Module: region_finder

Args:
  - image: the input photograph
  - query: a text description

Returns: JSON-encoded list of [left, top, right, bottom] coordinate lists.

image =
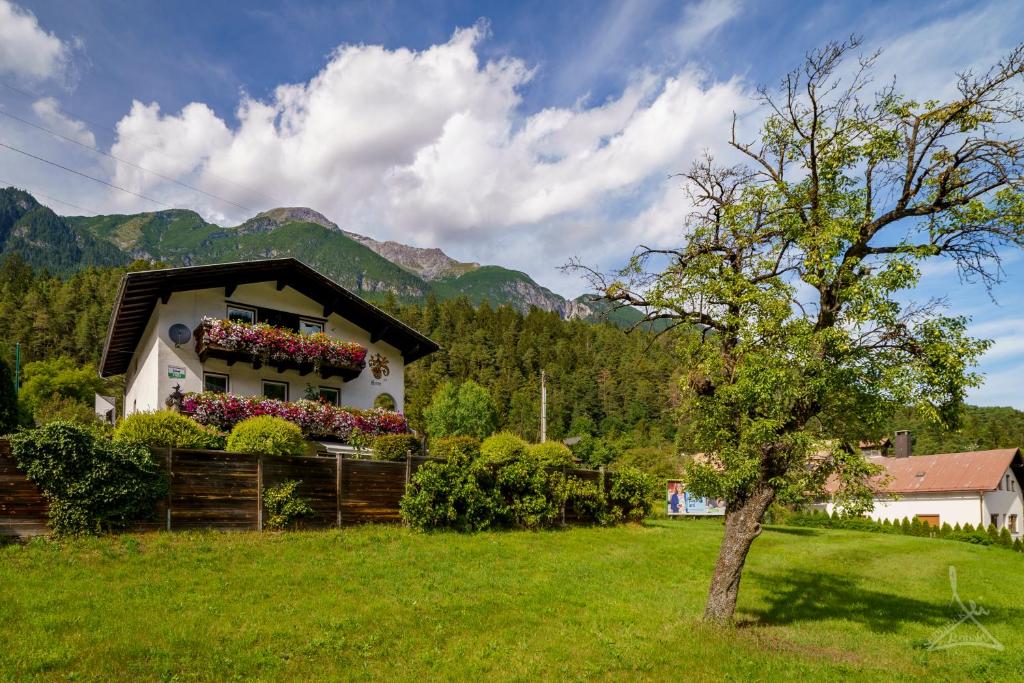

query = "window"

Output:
[[227, 305, 256, 324], [299, 319, 324, 335], [1007, 474, 1012, 491], [262, 380, 288, 402], [1010, 514, 1018, 533], [374, 393, 396, 411], [991, 513, 999, 528], [318, 386, 340, 406], [203, 372, 229, 394]]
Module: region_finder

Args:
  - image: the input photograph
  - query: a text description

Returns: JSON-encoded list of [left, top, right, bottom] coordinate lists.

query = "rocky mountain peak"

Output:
[[343, 230, 479, 281], [241, 207, 340, 234]]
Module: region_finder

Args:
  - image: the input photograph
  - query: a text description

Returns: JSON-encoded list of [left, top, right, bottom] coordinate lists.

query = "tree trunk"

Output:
[[702, 482, 776, 624]]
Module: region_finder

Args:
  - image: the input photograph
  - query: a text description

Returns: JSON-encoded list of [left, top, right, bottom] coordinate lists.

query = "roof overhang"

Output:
[[99, 258, 439, 377]]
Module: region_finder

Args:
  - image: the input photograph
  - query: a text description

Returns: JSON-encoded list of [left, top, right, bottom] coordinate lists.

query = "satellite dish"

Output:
[[169, 323, 192, 346]]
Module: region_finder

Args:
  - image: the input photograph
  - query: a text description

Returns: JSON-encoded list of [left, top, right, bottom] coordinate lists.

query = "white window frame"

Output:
[[203, 372, 230, 394], [262, 379, 289, 402], [318, 386, 340, 406], [226, 304, 257, 325], [299, 318, 325, 335]]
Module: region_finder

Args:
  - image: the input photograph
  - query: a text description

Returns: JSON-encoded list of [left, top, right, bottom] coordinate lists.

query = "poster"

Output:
[[167, 365, 186, 379], [666, 480, 725, 516]]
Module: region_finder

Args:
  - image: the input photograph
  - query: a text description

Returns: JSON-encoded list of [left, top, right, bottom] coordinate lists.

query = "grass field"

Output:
[[1, 520, 1022, 681]]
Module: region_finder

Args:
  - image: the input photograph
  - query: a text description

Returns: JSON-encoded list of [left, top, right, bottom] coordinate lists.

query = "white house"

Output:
[[821, 447, 1024, 538], [99, 258, 438, 416]]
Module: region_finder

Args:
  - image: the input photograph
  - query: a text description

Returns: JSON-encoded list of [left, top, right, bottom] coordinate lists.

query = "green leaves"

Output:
[[9, 420, 167, 535]]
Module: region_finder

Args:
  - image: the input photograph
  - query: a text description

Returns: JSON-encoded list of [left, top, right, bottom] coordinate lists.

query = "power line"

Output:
[[0, 177, 100, 214], [0, 106, 256, 213], [0, 80, 287, 206], [0, 140, 174, 208]]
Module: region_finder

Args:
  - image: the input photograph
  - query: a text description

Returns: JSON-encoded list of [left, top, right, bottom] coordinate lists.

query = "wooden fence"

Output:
[[0, 440, 610, 538]]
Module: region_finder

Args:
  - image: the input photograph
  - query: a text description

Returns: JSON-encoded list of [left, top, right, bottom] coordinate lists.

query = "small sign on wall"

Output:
[[167, 365, 186, 379]]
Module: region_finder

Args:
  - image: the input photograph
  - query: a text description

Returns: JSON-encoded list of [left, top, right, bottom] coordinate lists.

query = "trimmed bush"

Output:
[[227, 416, 310, 456], [479, 432, 531, 466], [400, 459, 497, 532], [607, 466, 658, 523], [114, 410, 226, 450], [9, 421, 167, 535], [529, 441, 575, 467], [428, 435, 480, 464], [372, 433, 422, 461], [998, 527, 1013, 547], [262, 480, 314, 530]]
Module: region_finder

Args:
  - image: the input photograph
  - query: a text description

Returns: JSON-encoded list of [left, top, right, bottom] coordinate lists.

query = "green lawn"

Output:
[[1, 520, 1021, 681]]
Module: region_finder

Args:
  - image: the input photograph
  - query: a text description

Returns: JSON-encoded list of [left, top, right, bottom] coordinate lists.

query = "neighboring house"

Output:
[[821, 447, 1024, 538], [99, 258, 438, 415]]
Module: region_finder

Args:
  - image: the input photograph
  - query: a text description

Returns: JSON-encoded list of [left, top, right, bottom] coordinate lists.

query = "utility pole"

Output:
[[540, 369, 547, 443], [13, 341, 20, 398]]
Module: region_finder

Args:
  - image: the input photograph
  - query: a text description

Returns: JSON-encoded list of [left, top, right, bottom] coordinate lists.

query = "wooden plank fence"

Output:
[[0, 439, 614, 538]]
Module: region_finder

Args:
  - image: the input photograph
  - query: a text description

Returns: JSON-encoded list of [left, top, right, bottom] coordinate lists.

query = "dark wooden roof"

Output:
[[99, 258, 439, 377]]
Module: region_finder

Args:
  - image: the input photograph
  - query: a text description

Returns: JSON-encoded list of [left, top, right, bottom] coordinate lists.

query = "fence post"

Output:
[[165, 446, 172, 532], [336, 452, 344, 528], [599, 465, 606, 497], [405, 450, 413, 487], [256, 455, 263, 531]]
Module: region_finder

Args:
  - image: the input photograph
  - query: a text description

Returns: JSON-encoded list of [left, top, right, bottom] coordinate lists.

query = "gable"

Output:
[[100, 258, 438, 377]]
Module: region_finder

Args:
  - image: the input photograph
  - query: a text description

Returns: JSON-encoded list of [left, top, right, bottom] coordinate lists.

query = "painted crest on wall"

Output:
[[368, 352, 390, 380]]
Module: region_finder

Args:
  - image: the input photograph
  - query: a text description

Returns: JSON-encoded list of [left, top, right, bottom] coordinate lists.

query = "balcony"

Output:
[[193, 317, 367, 382]]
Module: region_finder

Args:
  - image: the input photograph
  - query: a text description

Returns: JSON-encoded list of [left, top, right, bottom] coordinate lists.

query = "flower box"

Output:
[[181, 392, 408, 442], [194, 317, 367, 381]]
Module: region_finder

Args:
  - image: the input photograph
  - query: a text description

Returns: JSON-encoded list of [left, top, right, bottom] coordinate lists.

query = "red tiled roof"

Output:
[[870, 449, 1021, 494]]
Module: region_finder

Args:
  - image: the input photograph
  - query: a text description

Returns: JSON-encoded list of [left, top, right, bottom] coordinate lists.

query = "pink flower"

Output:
[[181, 391, 408, 442]]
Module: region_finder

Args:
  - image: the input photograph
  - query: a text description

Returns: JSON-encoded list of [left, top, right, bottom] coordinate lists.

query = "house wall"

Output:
[[124, 312, 162, 414], [983, 466, 1024, 535], [820, 479, 1023, 538], [125, 281, 405, 415]]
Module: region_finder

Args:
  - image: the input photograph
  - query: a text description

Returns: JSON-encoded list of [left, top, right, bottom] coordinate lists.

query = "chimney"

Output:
[[894, 430, 911, 458]]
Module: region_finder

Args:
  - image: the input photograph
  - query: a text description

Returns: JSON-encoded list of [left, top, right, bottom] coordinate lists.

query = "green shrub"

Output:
[[607, 466, 658, 523], [1014, 538, 1023, 553], [400, 460, 496, 532], [558, 476, 607, 524], [529, 441, 575, 467], [940, 522, 953, 538], [372, 433, 421, 461], [428, 435, 480, 464], [998, 527, 1013, 547], [9, 421, 167, 535], [32, 395, 108, 431], [115, 410, 226, 450], [227, 416, 310, 456], [987, 523, 1000, 543], [262, 480, 314, 531], [479, 432, 531, 466]]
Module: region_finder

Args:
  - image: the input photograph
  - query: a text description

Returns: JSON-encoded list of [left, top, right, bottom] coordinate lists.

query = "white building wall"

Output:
[[820, 471, 1023, 538], [983, 467, 1024, 535], [125, 281, 406, 415], [123, 313, 162, 414]]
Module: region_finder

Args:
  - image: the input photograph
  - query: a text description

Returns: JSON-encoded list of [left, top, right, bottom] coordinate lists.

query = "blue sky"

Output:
[[1, 0, 1023, 407]]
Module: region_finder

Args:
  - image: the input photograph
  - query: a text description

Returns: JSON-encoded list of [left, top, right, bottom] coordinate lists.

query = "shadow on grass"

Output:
[[743, 569, 957, 634], [762, 526, 820, 537]]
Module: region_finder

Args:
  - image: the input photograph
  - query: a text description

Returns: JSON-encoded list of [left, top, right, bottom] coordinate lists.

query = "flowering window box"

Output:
[[194, 317, 367, 381], [181, 392, 409, 442]]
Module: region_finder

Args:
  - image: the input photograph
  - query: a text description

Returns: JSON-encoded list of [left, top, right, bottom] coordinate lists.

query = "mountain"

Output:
[[2, 187, 640, 323], [0, 188, 128, 275]]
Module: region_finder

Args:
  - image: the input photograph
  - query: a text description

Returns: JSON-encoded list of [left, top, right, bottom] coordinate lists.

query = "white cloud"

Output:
[[31, 97, 95, 146], [0, 0, 71, 83], [108, 24, 749, 256], [674, 0, 741, 51]]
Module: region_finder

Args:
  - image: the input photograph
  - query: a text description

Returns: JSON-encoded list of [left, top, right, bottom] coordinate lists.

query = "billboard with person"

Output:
[[666, 480, 726, 516]]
